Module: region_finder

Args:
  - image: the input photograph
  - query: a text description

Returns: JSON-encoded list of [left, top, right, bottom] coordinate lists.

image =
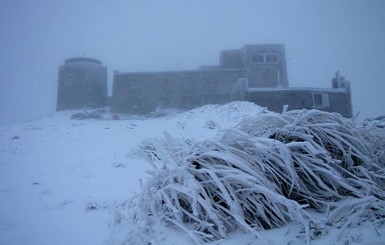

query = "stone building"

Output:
[[58, 44, 352, 117], [112, 44, 290, 114], [56, 57, 108, 111]]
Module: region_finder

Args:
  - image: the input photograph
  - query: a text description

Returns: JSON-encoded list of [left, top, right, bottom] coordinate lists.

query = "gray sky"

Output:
[[1, 0, 384, 124]]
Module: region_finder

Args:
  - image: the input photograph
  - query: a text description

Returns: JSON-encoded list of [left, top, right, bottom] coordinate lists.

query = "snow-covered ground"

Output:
[[0, 102, 384, 245]]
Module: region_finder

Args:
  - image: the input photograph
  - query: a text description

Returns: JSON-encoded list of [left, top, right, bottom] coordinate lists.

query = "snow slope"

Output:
[[0, 102, 384, 245]]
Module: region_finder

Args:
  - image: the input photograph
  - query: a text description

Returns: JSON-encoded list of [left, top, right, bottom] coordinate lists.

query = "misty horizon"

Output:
[[1, 1, 384, 124]]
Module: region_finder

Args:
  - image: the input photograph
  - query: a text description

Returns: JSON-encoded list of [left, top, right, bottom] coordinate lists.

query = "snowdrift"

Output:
[[127, 106, 385, 244]]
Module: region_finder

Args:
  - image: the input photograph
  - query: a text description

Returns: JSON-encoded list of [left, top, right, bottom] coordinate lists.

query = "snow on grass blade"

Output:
[[127, 107, 385, 244]]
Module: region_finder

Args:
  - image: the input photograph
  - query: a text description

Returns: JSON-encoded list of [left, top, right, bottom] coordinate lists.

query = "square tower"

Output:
[[242, 44, 288, 88]]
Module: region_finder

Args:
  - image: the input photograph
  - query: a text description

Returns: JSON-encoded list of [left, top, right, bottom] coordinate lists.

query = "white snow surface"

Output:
[[0, 102, 384, 245]]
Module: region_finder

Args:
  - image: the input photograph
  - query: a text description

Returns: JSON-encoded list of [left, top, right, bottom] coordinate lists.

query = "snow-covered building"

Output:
[[111, 44, 352, 117], [56, 57, 108, 111]]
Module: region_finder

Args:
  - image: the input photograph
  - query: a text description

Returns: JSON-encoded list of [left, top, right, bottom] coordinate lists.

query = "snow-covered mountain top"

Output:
[[0, 102, 384, 245]]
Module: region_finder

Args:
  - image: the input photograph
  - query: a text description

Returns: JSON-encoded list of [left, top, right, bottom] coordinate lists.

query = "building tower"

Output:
[[219, 44, 288, 88], [242, 44, 288, 88], [56, 57, 107, 111]]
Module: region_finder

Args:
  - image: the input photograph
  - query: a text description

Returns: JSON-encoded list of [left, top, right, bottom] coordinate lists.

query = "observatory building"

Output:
[[56, 57, 107, 111], [57, 44, 353, 118]]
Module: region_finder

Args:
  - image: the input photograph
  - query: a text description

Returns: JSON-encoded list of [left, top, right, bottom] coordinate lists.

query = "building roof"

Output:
[[114, 67, 247, 77], [247, 87, 348, 93], [65, 57, 102, 65]]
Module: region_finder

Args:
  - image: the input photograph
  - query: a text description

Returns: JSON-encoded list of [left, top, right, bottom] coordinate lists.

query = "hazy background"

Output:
[[1, 0, 384, 125]]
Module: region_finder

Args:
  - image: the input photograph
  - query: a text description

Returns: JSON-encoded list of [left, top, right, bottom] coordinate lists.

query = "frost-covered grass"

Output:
[[127, 107, 385, 244]]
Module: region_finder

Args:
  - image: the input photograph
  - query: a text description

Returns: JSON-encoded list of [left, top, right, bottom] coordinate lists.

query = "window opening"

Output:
[[266, 54, 278, 63], [313, 93, 329, 108], [252, 55, 264, 63]]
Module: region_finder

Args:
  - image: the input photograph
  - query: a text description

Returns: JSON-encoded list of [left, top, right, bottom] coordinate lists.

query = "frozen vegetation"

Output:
[[0, 102, 384, 245]]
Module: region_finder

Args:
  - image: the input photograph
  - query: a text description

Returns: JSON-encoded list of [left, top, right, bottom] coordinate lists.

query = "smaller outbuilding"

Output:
[[232, 72, 353, 118]]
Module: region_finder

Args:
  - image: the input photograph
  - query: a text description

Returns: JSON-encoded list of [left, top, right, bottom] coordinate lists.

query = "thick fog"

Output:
[[0, 0, 384, 124]]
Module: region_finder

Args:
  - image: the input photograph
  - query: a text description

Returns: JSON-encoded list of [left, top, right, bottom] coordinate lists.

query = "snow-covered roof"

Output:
[[65, 57, 102, 65], [247, 86, 348, 93]]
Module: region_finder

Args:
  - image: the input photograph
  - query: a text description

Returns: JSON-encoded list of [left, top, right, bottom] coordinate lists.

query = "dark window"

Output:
[[63, 74, 75, 86], [252, 55, 264, 63], [266, 54, 278, 63], [313, 94, 322, 107], [313, 93, 329, 108]]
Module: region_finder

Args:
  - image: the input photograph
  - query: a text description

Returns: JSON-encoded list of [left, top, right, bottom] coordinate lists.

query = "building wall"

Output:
[[245, 89, 352, 118], [112, 69, 245, 113], [220, 49, 244, 68], [112, 44, 288, 114], [57, 57, 107, 111]]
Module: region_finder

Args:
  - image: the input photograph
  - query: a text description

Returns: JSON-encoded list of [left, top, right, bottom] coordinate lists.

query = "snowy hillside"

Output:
[[0, 102, 384, 245]]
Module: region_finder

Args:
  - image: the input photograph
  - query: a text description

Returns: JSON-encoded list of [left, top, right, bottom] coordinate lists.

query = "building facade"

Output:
[[57, 57, 108, 111], [58, 44, 353, 117], [112, 44, 290, 114]]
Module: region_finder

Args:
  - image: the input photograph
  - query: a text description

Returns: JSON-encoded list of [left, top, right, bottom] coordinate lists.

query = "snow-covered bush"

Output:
[[128, 109, 385, 244]]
